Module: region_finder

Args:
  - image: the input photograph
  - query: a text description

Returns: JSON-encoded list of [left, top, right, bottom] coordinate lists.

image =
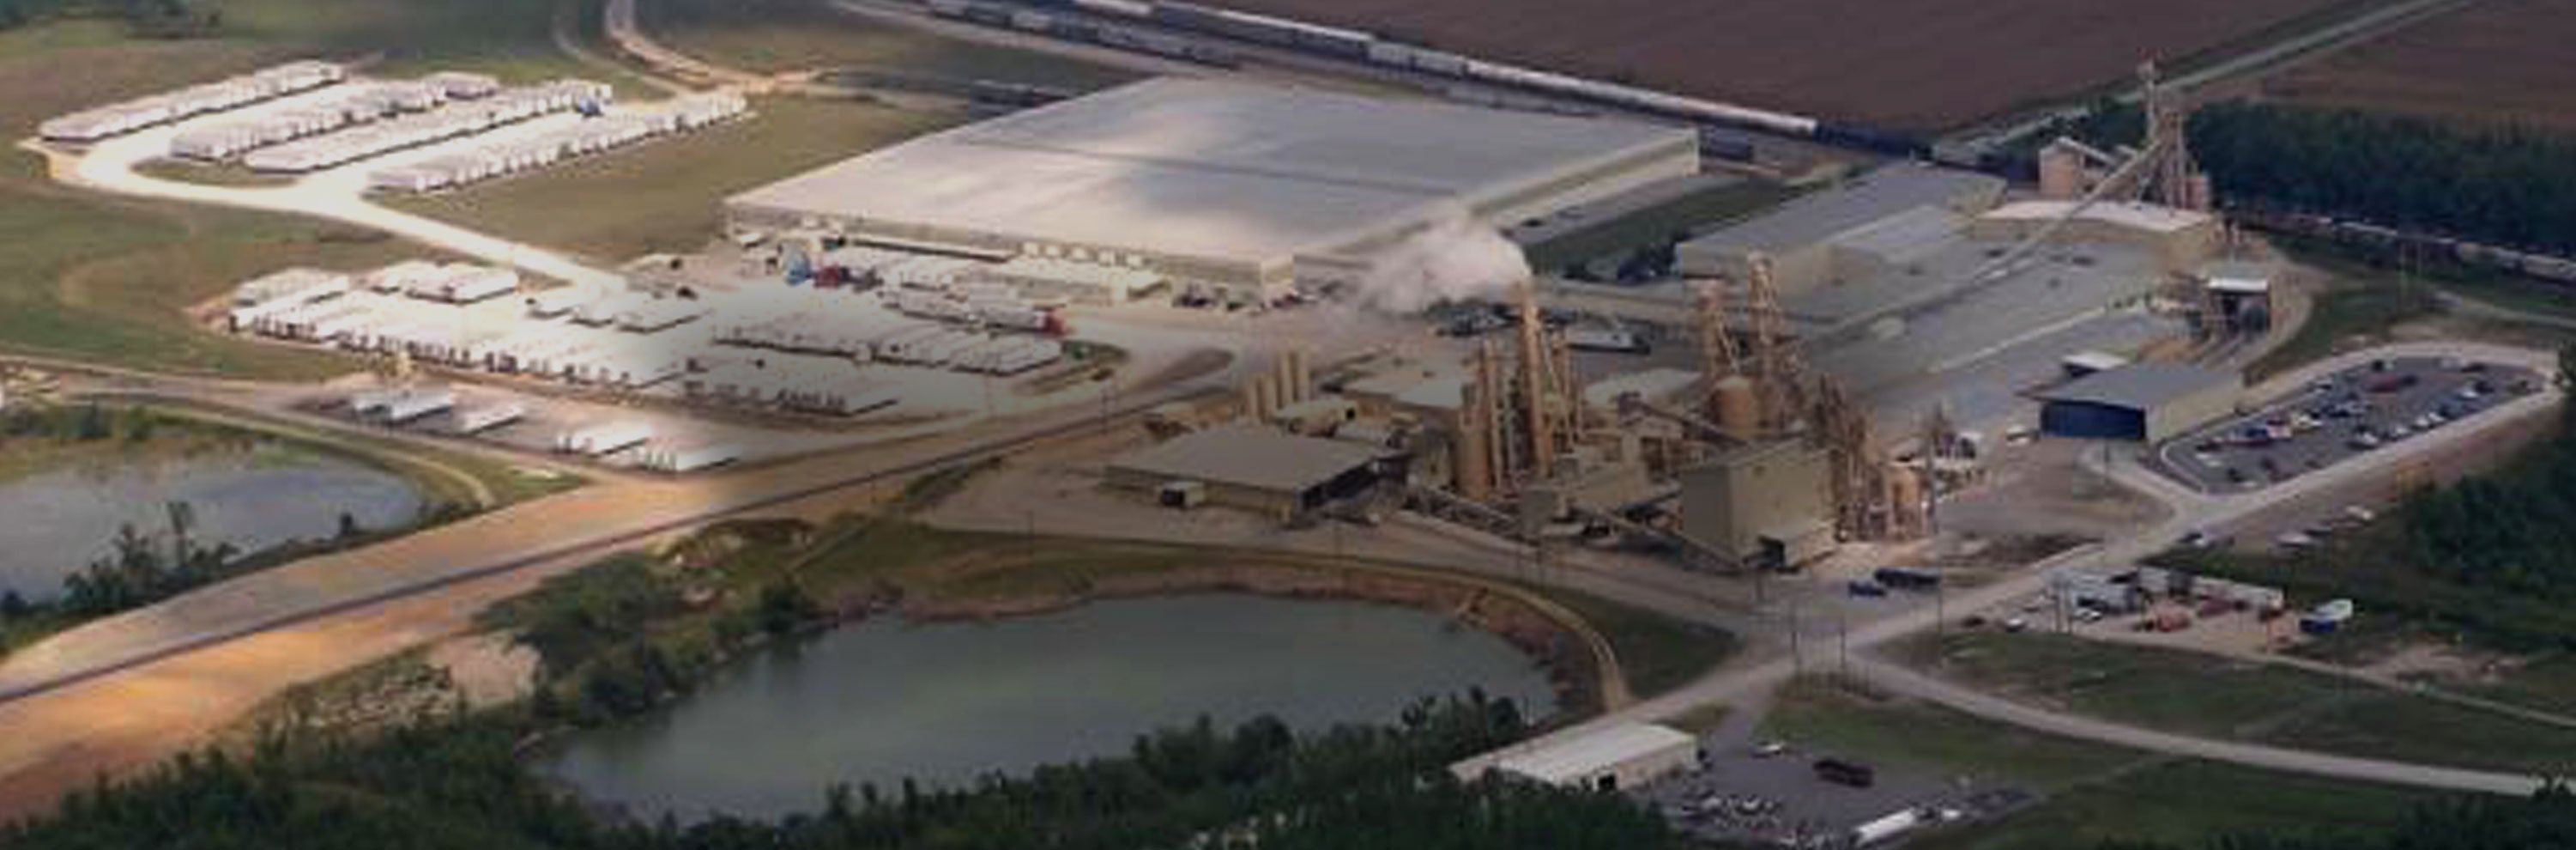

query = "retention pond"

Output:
[[0, 440, 426, 601], [547, 593, 1559, 820]]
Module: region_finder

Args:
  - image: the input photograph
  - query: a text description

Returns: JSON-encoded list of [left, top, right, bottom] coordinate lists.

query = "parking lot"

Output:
[[2157, 356, 2543, 494], [1635, 734, 2034, 847]]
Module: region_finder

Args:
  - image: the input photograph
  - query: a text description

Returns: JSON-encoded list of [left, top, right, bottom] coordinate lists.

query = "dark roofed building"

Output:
[[2035, 362, 2242, 442], [1105, 425, 1384, 519]]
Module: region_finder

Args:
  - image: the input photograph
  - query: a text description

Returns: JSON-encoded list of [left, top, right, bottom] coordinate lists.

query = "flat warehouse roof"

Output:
[[728, 77, 1693, 266], [1484, 722, 1695, 784], [1679, 163, 2004, 261], [1111, 425, 1382, 493], [2034, 362, 2240, 411]]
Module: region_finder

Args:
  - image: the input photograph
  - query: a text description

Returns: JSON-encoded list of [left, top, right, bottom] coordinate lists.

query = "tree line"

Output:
[[2101, 786, 2576, 850], [0, 693, 1686, 849], [0, 0, 221, 36], [2011, 100, 2576, 258]]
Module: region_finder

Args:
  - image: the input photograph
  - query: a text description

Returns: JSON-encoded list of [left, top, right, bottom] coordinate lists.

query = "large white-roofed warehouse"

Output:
[[2034, 362, 2243, 443], [725, 76, 1699, 306]]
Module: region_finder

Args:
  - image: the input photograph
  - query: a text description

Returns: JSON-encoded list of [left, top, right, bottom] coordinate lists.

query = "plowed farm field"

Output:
[[2262, 0, 2576, 133], [1218, 0, 2360, 132]]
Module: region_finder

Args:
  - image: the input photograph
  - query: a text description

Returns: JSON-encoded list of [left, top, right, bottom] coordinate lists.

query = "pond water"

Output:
[[546, 593, 1560, 821], [0, 441, 426, 600]]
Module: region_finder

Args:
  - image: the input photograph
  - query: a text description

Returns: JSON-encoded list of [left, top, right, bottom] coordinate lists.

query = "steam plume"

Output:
[[1347, 207, 1530, 314]]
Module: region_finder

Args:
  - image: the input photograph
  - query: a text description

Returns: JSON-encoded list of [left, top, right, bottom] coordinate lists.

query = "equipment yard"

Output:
[[1182, 0, 2359, 131]]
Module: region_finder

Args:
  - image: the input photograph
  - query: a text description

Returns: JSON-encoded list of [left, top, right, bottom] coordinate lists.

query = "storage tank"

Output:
[[1711, 375, 1761, 439], [2037, 144, 2085, 200], [1285, 349, 1312, 404], [1254, 373, 1281, 423]]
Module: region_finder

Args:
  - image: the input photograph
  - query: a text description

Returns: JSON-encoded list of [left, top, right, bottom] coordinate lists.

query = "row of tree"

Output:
[[2102, 786, 2576, 850], [2011, 100, 2576, 258], [0, 0, 221, 36], [0, 693, 1684, 849]]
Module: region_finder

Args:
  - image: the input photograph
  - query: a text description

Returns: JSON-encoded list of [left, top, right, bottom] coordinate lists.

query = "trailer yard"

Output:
[[221, 260, 1082, 424]]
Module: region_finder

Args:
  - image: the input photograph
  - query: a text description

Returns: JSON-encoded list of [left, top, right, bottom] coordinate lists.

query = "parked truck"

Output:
[[1814, 758, 1876, 788]]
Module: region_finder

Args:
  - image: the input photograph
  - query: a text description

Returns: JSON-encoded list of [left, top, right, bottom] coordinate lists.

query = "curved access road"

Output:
[[1853, 657, 2549, 795], [601, 0, 771, 90], [39, 135, 627, 290]]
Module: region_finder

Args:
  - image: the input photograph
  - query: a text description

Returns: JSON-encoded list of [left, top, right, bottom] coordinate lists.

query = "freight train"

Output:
[[917, 0, 1928, 156], [2235, 209, 2576, 287]]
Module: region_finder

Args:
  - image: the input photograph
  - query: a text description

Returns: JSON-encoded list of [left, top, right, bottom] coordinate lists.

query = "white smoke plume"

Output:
[[1346, 208, 1531, 314]]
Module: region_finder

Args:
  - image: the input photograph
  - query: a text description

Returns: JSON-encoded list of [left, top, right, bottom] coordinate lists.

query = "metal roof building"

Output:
[[1104, 424, 1385, 519], [1461, 721, 1698, 791], [2034, 362, 2243, 443], [1674, 162, 2006, 290], [726, 77, 1697, 304]]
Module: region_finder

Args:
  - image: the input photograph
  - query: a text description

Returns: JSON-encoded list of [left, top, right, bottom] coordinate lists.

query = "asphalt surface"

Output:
[[2160, 355, 2544, 494]]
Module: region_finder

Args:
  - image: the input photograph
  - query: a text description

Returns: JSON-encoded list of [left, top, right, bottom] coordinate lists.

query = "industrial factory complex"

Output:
[[13, 6, 2573, 847]]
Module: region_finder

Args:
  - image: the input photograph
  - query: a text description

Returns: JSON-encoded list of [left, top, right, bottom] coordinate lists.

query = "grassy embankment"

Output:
[[1896, 631, 2576, 777], [1763, 677, 2440, 850], [0, 0, 662, 379]]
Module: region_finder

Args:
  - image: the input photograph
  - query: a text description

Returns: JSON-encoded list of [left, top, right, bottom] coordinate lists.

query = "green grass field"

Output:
[[2470, 654, 2576, 719], [637, 0, 1141, 88], [1766, 677, 2442, 850], [1903, 631, 2576, 775], [1763, 677, 2137, 789], [1900, 631, 2357, 738], [384, 95, 960, 261], [1914, 760, 2432, 850]]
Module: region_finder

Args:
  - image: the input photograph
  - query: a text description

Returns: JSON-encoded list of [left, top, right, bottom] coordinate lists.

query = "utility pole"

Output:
[[1788, 604, 1803, 676], [1837, 615, 1850, 683]]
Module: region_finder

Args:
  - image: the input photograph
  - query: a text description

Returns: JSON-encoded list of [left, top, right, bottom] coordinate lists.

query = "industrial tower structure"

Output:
[[1452, 280, 1583, 502], [1686, 252, 1917, 547]]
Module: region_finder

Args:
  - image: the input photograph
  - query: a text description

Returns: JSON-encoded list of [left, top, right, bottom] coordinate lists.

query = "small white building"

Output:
[[1459, 722, 1696, 792]]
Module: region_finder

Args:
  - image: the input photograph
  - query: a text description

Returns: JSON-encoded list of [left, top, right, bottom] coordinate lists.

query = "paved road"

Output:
[[47, 131, 629, 290]]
